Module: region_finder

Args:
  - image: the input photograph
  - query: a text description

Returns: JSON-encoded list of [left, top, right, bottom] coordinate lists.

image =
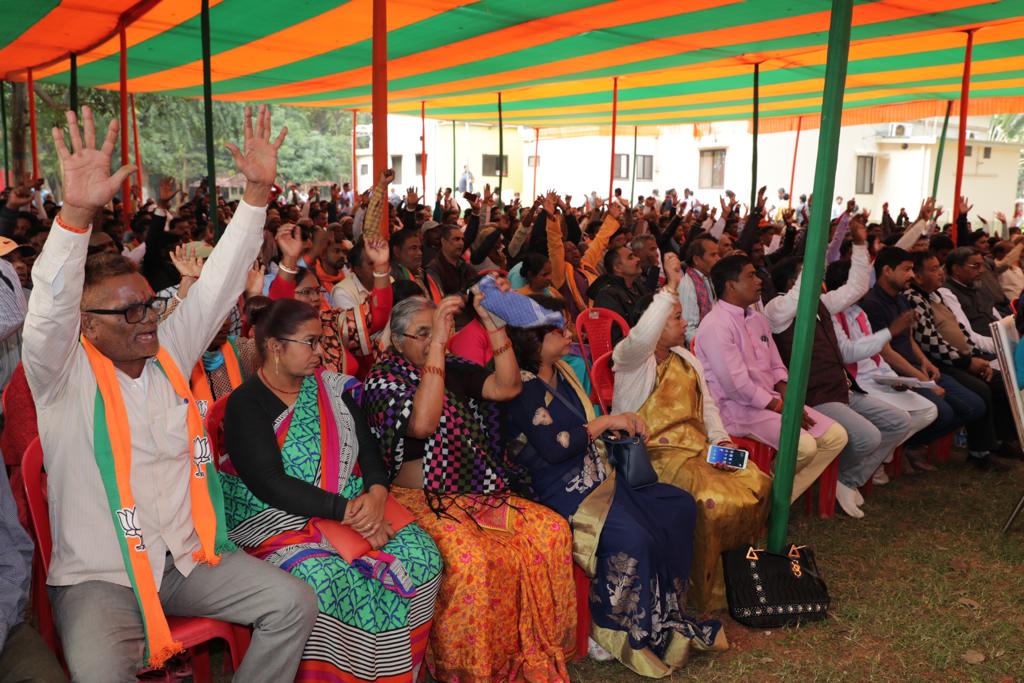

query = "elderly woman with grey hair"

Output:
[[363, 294, 578, 682]]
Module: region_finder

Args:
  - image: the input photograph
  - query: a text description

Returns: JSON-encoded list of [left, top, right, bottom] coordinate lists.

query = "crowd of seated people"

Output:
[[2, 102, 1023, 683]]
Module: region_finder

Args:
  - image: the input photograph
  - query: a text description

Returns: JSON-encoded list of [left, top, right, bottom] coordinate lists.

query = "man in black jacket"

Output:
[[588, 245, 651, 333]]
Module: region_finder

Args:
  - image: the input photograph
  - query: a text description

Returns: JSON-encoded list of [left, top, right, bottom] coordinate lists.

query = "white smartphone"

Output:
[[707, 444, 749, 470]]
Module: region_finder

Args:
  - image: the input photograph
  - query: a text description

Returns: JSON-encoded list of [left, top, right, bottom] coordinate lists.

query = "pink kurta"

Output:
[[694, 300, 834, 445]]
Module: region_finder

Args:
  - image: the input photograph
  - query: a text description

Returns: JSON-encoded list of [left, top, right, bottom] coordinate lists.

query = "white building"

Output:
[[357, 114, 1022, 228]]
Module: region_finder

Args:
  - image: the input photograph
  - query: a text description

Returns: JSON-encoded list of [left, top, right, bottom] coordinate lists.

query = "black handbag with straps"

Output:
[[722, 544, 830, 628], [599, 432, 659, 489]]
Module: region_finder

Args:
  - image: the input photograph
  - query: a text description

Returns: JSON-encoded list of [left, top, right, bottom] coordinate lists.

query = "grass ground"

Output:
[[202, 449, 1024, 682], [570, 450, 1024, 682]]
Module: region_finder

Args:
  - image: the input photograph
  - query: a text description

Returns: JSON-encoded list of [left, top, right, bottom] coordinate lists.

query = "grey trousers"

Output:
[[0, 622, 67, 683], [815, 392, 912, 489], [49, 550, 317, 683]]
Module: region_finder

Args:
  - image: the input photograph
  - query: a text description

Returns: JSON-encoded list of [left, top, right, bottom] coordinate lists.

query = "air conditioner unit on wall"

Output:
[[887, 123, 913, 137]]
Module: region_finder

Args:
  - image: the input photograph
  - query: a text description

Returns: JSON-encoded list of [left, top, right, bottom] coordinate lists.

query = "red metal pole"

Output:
[[351, 109, 358, 195], [788, 115, 802, 208], [119, 26, 132, 226], [372, 0, 388, 236], [532, 127, 540, 199], [608, 76, 618, 200], [130, 93, 143, 199], [421, 101, 427, 197], [27, 68, 39, 179], [952, 29, 975, 237]]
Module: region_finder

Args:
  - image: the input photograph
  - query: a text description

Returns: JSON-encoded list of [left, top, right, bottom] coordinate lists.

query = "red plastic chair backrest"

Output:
[[21, 438, 52, 573], [575, 307, 629, 370], [476, 268, 509, 279], [590, 350, 615, 414]]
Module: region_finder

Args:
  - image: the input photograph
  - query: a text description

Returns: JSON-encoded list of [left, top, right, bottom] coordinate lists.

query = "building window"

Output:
[[698, 149, 726, 189], [614, 154, 630, 180], [855, 155, 875, 195], [636, 154, 654, 181], [359, 163, 368, 175], [528, 155, 539, 168], [390, 155, 403, 183], [482, 154, 509, 177], [983, 146, 992, 159], [964, 145, 972, 157], [415, 153, 425, 177]]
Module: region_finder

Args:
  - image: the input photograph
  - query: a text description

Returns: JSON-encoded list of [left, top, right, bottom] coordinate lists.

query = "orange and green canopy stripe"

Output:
[[2, 0, 1023, 129]]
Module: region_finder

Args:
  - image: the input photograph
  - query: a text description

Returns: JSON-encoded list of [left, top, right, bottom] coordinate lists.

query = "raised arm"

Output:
[[160, 105, 285, 370], [362, 170, 394, 243], [580, 203, 622, 275], [614, 254, 683, 372], [23, 107, 135, 402]]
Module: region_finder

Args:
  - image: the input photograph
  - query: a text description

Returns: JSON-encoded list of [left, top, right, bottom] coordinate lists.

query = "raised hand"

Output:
[[432, 296, 464, 342], [4, 179, 34, 210], [275, 223, 304, 261], [364, 238, 390, 269], [543, 190, 558, 216], [917, 197, 935, 223], [245, 260, 266, 299], [958, 196, 973, 216], [663, 252, 682, 291], [406, 187, 420, 207], [379, 168, 395, 186], [224, 105, 287, 197], [757, 186, 768, 212], [170, 244, 205, 279], [607, 200, 623, 221], [52, 106, 136, 226]]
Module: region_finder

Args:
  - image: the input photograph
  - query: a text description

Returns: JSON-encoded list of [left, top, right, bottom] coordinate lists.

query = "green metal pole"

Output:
[[766, 0, 853, 554], [931, 100, 952, 202], [69, 53, 78, 114], [497, 92, 504, 203], [201, 0, 219, 239], [750, 62, 759, 210], [1, 81, 8, 188], [630, 125, 638, 206]]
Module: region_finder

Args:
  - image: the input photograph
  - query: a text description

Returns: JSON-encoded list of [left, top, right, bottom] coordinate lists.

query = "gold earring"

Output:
[[275, 354, 280, 374]]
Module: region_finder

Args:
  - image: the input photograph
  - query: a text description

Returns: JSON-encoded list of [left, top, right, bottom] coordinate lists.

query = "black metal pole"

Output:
[[201, 0, 219, 238], [69, 53, 78, 114]]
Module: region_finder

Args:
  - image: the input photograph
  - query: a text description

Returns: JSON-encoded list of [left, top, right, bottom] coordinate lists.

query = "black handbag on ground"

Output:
[[600, 432, 658, 489], [722, 544, 830, 628]]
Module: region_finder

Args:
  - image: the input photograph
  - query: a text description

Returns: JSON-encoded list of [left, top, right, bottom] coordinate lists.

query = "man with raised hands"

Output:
[[24, 105, 316, 683]]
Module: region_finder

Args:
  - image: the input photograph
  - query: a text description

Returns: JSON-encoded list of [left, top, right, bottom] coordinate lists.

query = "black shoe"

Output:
[[996, 442, 1024, 461], [970, 453, 1011, 472]]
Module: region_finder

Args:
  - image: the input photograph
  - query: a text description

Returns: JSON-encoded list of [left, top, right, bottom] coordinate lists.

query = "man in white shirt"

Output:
[[25, 106, 316, 683]]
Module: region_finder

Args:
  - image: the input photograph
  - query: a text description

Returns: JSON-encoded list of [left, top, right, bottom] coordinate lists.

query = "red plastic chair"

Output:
[[576, 308, 629, 407], [927, 432, 954, 464], [730, 436, 776, 476], [476, 268, 508, 279], [884, 445, 905, 480], [589, 350, 615, 415], [572, 564, 592, 660], [803, 459, 839, 519], [21, 438, 250, 679]]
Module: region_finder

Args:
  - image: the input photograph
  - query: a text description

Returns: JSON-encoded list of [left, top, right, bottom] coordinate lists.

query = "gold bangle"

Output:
[[422, 365, 445, 377]]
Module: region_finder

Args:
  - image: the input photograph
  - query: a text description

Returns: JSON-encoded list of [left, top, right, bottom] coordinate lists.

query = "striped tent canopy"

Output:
[[2, 0, 1024, 129]]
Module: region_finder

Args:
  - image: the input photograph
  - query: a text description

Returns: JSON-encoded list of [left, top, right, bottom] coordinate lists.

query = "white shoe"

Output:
[[872, 467, 890, 485], [588, 637, 614, 662], [853, 486, 864, 506], [835, 482, 865, 518]]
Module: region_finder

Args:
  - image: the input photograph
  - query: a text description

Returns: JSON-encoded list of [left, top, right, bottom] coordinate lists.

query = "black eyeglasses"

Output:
[[278, 335, 324, 351], [84, 296, 169, 324]]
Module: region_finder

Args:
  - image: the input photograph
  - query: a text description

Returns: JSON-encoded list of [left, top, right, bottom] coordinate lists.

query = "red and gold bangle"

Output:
[[55, 213, 90, 234], [422, 365, 445, 377], [492, 339, 512, 356]]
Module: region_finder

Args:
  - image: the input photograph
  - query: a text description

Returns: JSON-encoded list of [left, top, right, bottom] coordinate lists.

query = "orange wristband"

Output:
[[55, 213, 90, 234]]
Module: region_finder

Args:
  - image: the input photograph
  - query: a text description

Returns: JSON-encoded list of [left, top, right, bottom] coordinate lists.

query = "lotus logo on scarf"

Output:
[[116, 507, 146, 551], [193, 436, 213, 478], [196, 399, 209, 419]]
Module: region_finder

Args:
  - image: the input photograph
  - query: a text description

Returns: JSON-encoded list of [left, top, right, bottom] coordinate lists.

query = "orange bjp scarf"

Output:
[[82, 338, 234, 667]]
